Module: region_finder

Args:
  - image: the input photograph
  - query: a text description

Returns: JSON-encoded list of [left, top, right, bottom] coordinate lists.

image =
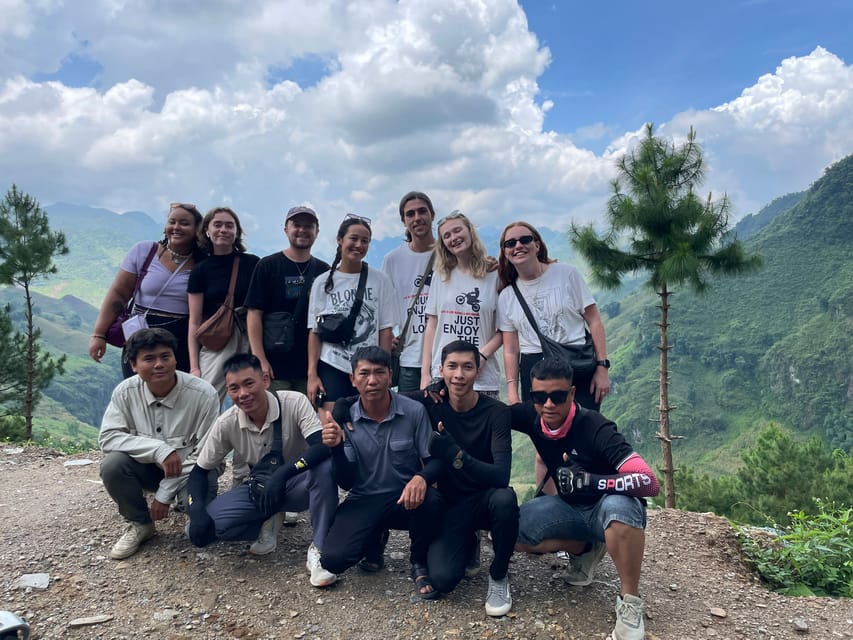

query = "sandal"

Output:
[[410, 562, 440, 600]]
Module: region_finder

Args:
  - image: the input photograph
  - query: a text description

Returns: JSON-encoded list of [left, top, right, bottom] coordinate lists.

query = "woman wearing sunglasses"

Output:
[[420, 211, 503, 396], [497, 221, 610, 409], [89, 202, 207, 376], [307, 215, 399, 411]]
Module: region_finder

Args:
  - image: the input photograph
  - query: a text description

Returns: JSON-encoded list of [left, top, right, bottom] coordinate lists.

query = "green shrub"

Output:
[[738, 500, 853, 598]]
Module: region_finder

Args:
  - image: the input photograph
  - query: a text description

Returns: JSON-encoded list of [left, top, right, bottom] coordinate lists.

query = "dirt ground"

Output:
[[1, 447, 851, 639]]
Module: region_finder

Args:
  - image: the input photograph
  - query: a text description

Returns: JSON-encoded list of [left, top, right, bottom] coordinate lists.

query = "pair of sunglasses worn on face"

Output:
[[503, 234, 535, 249], [530, 389, 571, 405]]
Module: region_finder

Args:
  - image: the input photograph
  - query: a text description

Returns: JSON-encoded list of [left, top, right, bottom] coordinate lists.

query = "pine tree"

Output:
[[571, 124, 762, 507], [0, 185, 69, 440]]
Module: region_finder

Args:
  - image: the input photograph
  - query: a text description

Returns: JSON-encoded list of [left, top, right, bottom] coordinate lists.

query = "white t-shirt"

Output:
[[425, 269, 501, 390], [381, 245, 434, 367], [308, 265, 400, 373], [497, 262, 595, 353]]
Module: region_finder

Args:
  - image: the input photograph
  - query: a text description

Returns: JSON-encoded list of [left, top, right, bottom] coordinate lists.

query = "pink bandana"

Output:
[[540, 402, 576, 440]]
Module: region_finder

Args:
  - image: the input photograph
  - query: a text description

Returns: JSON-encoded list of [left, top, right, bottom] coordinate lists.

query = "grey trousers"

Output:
[[100, 451, 216, 524]]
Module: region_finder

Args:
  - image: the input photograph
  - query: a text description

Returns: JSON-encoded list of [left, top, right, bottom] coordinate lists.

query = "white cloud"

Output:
[[0, 3, 850, 257]]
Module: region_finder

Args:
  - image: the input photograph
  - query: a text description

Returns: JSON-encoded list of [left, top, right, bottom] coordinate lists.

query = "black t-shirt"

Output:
[[410, 392, 512, 502], [187, 252, 261, 318], [511, 402, 635, 505], [243, 252, 330, 379]]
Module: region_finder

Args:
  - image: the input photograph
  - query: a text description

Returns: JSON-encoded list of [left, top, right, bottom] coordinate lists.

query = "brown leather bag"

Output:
[[195, 256, 240, 352]]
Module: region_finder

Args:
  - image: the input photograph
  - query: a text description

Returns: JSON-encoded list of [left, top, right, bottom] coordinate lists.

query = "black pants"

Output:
[[520, 352, 600, 411], [428, 487, 519, 593], [320, 488, 444, 574]]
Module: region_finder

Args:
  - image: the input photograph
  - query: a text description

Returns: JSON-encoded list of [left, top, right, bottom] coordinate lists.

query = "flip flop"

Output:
[[410, 562, 440, 600]]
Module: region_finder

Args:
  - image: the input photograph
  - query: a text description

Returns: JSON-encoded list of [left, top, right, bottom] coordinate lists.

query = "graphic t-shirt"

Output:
[[381, 245, 434, 367], [308, 265, 400, 373], [497, 263, 595, 354], [425, 269, 500, 390]]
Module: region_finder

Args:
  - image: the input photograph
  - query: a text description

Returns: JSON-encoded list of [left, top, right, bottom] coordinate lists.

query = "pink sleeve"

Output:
[[617, 453, 660, 498]]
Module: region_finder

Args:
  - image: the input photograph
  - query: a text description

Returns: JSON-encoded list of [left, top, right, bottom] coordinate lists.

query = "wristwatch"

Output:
[[595, 359, 611, 369], [452, 450, 464, 469]]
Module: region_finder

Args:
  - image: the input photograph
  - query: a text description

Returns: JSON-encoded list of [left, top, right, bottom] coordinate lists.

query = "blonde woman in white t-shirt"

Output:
[[420, 211, 502, 395]]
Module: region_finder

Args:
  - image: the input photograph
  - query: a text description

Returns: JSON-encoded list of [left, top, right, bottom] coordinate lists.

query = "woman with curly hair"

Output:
[[89, 202, 207, 377], [420, 211, 502, 396], [307, 214, 399, 411], [187, 207, 260, 403]]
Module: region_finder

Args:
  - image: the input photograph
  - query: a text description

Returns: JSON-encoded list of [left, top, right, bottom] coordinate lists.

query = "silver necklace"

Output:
[[167, 243, 192, 262]]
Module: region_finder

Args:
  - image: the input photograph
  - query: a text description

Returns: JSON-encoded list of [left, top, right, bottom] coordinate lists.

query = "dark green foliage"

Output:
[[738, 501, 853, 598], [0, 185, 69, 440], [677, 424, 853, 526]]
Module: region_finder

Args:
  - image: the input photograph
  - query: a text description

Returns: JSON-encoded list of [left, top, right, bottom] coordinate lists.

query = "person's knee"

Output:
[[490, 488, 519, 521], [320, 544, 352, 575], [429, 563, 462, 594], [599, 495, 646, 532], [99, 451, 134, 485]]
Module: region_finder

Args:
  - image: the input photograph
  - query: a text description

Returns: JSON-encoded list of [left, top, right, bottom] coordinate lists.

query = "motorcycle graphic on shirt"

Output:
[[455, 287, 481, 312]]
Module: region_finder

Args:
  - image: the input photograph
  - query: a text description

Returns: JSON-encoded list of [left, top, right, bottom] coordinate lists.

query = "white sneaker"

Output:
[[110, 522, 155, 560], [612, 594, 645, 640], [563, 541, 607, 586], [306, 543, 337, 587], [248, 513, 284, 556], [283, 511, 299, 526], [484, 575, 512, 617]]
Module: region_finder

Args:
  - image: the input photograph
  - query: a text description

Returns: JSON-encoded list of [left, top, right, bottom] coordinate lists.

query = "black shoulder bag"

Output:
[[248, 396, 285, 517], [511, 282, 596, 375], [316, 263, 368, 345]]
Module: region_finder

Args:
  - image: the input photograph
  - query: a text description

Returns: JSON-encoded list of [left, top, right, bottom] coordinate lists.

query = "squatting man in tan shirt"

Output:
[[184, 353, 339, 587]]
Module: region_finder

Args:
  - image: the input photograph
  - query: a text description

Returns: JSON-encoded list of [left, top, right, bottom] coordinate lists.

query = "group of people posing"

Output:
[[88, 194, 659, 640]]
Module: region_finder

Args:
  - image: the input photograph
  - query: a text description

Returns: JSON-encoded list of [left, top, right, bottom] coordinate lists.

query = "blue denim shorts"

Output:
[[516, 494, 647, 547]]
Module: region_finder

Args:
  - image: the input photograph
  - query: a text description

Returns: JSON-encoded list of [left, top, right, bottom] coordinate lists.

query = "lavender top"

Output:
[[119, 241, 192, 315]]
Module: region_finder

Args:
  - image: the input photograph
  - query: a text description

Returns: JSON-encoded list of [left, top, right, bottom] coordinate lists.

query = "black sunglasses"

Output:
[[530, 389, 571, 405], [502, 235, 535, 249]]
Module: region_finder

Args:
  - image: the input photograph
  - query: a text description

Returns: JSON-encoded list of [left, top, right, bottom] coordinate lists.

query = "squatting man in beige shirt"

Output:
[[184, 353, 339, 587]]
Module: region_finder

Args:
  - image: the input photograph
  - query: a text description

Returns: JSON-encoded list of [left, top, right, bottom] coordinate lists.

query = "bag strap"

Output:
[[223, 255, 240, 308], [271, 395, 283, 453], [139, 253, 190, 314], [128, 243, 159, 307], [397, 252, 435, 349], [511, 282, 547, 344], [346, 262, 369, 323]]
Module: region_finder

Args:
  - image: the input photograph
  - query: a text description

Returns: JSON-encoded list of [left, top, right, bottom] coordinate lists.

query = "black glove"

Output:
[[556, 464, 592, 497], [257, 465, 290, 516], [429, 429, 461, 463], [187, 505, 216, 547], [332, 395, 358, 427]]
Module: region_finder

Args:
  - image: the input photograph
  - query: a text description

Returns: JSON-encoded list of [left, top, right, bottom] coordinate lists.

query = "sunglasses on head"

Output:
[[170, 202, 198, 213], [344, 213, 372, 225], [404, 206, 429, 217], [502, 235, 535, 249], [530, 389, 571, 405]]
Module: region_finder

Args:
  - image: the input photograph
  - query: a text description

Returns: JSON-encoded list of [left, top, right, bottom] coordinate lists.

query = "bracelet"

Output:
[[92, 335, 107, 340], [506, 378, 518, 383], [479, 352, 488, 361]]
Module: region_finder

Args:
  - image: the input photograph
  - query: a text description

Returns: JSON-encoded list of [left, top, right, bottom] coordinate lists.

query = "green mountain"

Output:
[[598, 155, 852, 473]]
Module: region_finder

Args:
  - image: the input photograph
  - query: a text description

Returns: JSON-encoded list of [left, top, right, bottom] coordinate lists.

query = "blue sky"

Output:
[[0, 0, 850, 257]]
